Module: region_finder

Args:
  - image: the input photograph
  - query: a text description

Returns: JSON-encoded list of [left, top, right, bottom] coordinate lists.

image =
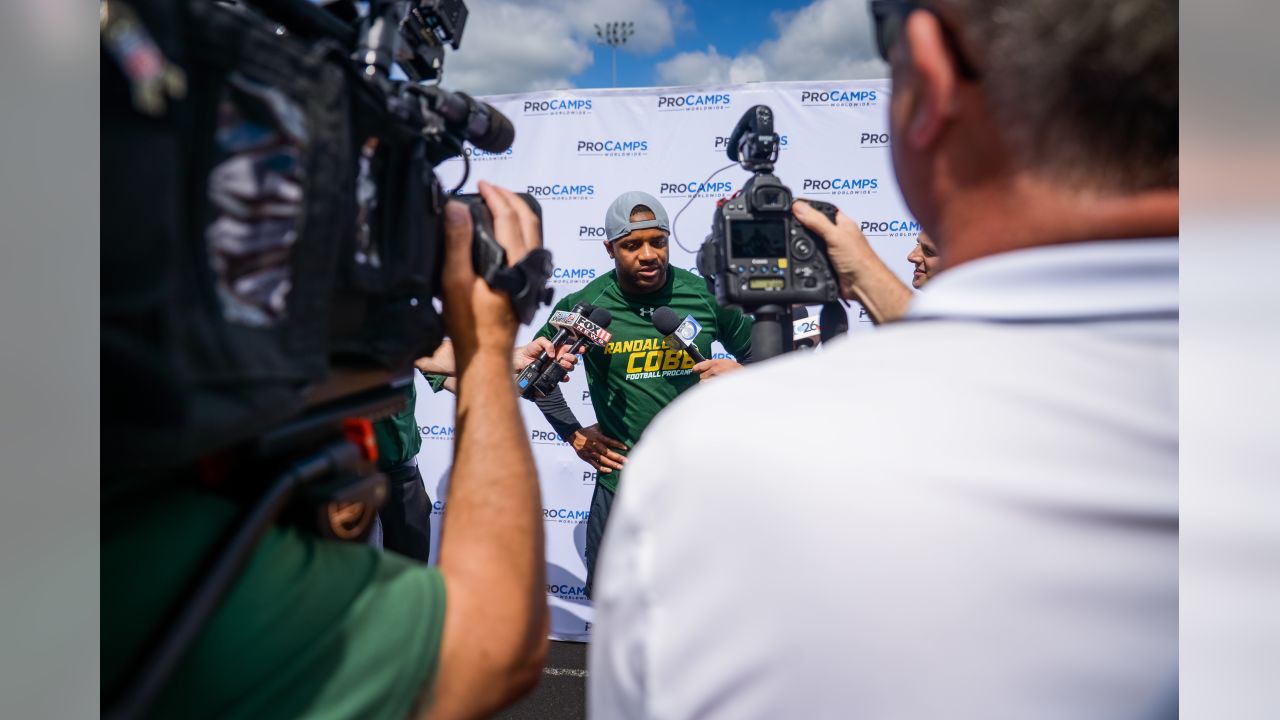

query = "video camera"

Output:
[[102, 0, 553, 475], [102, 2, 550, 714], [696, 105, 844, 359]]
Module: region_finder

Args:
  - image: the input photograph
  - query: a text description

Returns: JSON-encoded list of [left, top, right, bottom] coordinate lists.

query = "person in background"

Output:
[[370, 336, 578, 560], [529, 191, 753, 597], [907, 231, 941, 288]]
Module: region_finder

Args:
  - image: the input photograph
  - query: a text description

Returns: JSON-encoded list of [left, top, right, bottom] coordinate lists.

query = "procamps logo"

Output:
[[800, 88, 879, 107], [578, 225, 608, 241], [580, 389, 592, 407], [576, 138, 650, 157], [859, 131, 889, 148], [551, 266, 598, 286], [531, 428, 571, 446], [418, 424, 455, 441], [543, 507, 590, 524], [860, 219, 921, 237], [658, 179, 734, 199], [526, 183, 595, 201], [523, 98, 593, 116], [658, 92, 731, 112], [547, 583, 589, 600], [431, 499, 448, 516], [800, 176, 881, 196], [713, 134, 788, 153], [462, 145, 514, 162], [582, 470, 598, 486]]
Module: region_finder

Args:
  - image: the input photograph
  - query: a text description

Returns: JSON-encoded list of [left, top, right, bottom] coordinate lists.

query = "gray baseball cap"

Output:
[[604, 191, 671, 242]]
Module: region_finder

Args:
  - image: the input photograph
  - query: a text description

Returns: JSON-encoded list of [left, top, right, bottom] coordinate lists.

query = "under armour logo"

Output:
[[638, 307, 655, 318]]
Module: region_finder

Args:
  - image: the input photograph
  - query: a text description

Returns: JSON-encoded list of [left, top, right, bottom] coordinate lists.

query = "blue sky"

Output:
[[442, 0, 886, 96], [574, 0, 808, 89]]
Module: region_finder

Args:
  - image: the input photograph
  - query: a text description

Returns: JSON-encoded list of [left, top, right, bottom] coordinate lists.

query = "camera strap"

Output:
[[491, 248, 555, 325]]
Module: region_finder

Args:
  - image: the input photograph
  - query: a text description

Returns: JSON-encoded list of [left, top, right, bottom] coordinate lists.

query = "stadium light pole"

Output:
[[594, 21, 635, 87]]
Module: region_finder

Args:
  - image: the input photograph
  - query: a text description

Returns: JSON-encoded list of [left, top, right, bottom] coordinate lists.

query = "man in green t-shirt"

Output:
[[532, 191, 752, 596], [371, 340, 577, 563], [103, 183, 550, 718]]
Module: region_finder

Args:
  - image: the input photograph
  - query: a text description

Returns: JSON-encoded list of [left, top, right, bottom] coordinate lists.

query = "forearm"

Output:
[[431, 349, 546, 715], [843, 253, 914, 324], [443, 348, 543, 612], [414, 339, 457, 376], [533, 385, 584, 441]]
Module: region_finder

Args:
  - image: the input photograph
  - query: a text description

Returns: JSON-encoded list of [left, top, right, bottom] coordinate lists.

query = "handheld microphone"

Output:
[[652, 306, 707, 364], [819, 301, 848, 344], [518, 305, 613, 398], [793, 306, 821, 349], [528, 307, 613, 397], [516, 302, 593, 392]]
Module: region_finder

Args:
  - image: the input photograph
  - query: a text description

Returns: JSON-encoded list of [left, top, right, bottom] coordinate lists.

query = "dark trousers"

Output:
[[583, 482, 616, 599], [378, 458, 432, 563]]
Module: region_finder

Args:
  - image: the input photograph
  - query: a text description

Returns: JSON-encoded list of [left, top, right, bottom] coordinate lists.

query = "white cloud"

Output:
[[654, 45, 769, 85], [441, 0, 689, 95], [657, 0, 886, 87]]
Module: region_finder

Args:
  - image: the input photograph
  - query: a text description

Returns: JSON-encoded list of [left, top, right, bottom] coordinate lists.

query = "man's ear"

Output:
[[901, 10, 959, 151], [603, 240, 615, 259]]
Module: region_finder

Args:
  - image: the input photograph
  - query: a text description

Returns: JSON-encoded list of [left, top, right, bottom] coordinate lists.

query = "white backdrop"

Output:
[[412, 79, 919, 641]]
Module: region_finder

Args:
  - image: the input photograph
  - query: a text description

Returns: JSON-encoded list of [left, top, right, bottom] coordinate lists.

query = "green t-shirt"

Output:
[[372, 383, 422, 471], [537, 267, 752, 491], [102, 484, 446, 719], [371, 374, 447, 470]]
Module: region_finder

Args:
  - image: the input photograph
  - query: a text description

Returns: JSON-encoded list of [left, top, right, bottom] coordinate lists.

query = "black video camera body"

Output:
[[697, 105, 841, 309], [102, 0, 552, 473]]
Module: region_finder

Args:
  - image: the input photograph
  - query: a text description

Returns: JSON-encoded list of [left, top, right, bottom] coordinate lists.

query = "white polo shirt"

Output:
[[589, 239, 1178, 720]]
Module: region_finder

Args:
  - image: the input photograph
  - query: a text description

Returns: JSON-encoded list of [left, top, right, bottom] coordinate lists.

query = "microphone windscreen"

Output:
[[465, 94, 516, 153], [588, 306, 613, 328], [819, 301, 848, 343], [651, 306, 681, 335]]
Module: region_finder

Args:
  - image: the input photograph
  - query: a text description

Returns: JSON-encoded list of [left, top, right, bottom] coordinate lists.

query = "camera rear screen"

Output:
[[729, 219, 787, 259]]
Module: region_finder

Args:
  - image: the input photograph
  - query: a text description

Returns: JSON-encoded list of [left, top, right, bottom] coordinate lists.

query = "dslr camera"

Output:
[[697, 105, 841, 309]]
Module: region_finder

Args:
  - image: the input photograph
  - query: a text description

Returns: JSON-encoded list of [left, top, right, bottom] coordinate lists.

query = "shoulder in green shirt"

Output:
[[536, 268, 752, 491], [103, 484, 446, 719]]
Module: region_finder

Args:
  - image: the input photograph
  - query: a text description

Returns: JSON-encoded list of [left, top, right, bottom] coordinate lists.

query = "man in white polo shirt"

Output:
[[588, 0, 1177, 718]]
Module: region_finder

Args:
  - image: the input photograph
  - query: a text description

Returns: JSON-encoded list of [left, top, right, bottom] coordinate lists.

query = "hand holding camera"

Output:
[[442, 181, 544, 364], [791, 199, 914, 325]]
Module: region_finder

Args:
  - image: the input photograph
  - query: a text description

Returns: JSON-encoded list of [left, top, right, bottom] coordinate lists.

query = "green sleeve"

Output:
[[421, 372, 448, 393], [717, 303, 754, 362]]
